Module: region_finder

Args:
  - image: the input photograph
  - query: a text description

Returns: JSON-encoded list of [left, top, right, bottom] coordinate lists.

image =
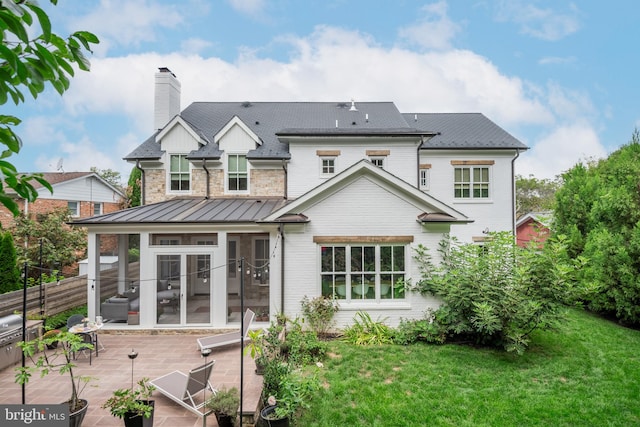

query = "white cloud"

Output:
[[56, 25, 601, 180], [226, 0, 265, 16], [516, 123, 607, 179], [181, 38, 215, 55], [71, 0, 183, 55], [398, 1, 462, 50], [538, 56, 576, 65], [495, 1, 581, 41]]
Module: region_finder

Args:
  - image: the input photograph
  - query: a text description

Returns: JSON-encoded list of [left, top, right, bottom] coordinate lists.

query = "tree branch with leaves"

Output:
[[0, 0, 99, 215]]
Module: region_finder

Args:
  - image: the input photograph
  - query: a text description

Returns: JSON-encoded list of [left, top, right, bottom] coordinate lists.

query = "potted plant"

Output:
[[205, 386, 239, 427], [102, 378, 155, 427], [42, 329, 61, 349], [16, 331, 94, 427], [244, 329, 267, 374]]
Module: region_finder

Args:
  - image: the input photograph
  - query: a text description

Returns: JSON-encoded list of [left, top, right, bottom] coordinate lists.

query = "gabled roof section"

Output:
[[516, 211, 552, 228], [71, 197, 288, 225], [261, 160, 470, 224], [156, 116, 204, 144], [8, 172, 125, 197], [215, 115, 262, 146], [404, 113, 528, 150]]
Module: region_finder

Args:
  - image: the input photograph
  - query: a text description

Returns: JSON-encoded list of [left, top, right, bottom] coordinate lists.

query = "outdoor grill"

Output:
[[0, 314, 26, 371]]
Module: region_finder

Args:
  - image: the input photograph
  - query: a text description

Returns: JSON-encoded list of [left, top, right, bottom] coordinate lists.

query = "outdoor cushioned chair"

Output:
[[196, 309, 255, 351], [149, 360, 216, 423]]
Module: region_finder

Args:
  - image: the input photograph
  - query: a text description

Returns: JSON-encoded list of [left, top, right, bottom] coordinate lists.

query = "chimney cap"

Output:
[[158, 67, 176, 77]]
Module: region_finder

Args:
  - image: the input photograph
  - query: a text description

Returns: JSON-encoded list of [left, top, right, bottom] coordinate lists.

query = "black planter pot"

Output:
[[259, 405, 289, 427], [215, 413, 235, 427], [68, 399, 88, 427], [123, 400, 155, 427]]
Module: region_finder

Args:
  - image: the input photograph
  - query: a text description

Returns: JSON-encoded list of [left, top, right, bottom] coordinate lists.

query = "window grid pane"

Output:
[[228, 154, 248, 191], [170, 154, 190, 191], [454, 166, 489, 199]]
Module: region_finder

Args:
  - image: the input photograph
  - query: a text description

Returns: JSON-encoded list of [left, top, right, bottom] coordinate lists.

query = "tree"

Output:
[[0, 231, 20, 293], [126, 166, 142, 208], [0, 0, 99, 215], [554, 130, 640, 324], [10, 208, 87, 277], [515, 174, 560, 218], [411, 232, 584, 354], [90, 167, 122, 188]]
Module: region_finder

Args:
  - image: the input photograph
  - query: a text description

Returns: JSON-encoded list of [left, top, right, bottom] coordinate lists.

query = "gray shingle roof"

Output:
[[72, 197, 288, 225], [404, 113, 527, 150], [124, 104, 527, 161]]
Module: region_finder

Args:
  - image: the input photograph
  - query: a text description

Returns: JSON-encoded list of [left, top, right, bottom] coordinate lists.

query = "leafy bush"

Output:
[[300, 295, 339, 337], [393, 313, 446, 345], [281, 318, 327, 366], [343, 311, 393, 345], [411, 232, 584, 354]]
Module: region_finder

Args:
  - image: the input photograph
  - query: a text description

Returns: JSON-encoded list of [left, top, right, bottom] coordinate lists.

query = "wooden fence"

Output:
[[0, 263, 139, 318]]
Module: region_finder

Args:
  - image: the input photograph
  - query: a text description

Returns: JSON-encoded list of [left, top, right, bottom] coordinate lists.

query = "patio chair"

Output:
[[66, 314, 97, 364], [196, 309, 255, 351], [149, 360, 216, 422]]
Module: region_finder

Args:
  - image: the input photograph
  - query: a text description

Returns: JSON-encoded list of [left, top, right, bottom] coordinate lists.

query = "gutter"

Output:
[[511, 149, 521, 235], [279, 223, 285, 313], [135, 160, 145, 206], [282, 160, 288, 200], [202, 159, 210, 199]]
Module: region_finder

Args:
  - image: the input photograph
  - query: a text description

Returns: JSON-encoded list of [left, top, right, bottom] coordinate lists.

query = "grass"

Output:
[[298, 309, 640, 426]]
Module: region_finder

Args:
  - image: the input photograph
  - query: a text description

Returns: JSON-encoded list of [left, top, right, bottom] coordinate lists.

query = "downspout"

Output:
[[279, 223, 285, 313], [511, 149, 521, 235], [135, 160, 145, 206], [202, 159, 210, 199], [282, 160, 288, 200]]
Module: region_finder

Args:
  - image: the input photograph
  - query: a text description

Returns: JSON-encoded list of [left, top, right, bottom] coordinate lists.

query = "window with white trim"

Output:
[[370, 157, 384, 168], [419, 169, 430, 190], [228, 154, 248, 191], [169, 154, 190, 191], [253, 237, 269, 285], [93, 202, 102, 216], [67, 201, 79, 217], [321, 157, 335, 175], [321, 244, 405, 300], [454, 166, 490, 199]]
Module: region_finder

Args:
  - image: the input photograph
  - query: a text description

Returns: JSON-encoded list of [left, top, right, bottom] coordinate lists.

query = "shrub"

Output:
[[411, 232, 584, 354], [393, 313, 446, 345], [343, 311, 393, 345], [300, 295, 339, 337]]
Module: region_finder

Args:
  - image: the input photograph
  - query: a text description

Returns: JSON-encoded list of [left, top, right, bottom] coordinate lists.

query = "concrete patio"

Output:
[[0, 331, 263, 426]]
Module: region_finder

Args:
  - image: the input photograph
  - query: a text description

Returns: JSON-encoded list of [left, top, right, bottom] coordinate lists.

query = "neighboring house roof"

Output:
[[516, 211, 553, 228], [262, 160, 471, 224], [6, 172, 125, 198], [72, 197, 288, 225], [405, 113, 528, 150], [124, 103, 527, 162]]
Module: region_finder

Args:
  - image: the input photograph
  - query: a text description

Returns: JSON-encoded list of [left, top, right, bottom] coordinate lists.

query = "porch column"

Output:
[[87, 232, 100, 320], [117, 235, 129, 294], [139, 232, 152, 326]]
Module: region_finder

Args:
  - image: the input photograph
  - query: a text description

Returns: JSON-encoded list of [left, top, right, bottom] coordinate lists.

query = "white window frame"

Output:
[[369, 157, 385, 168], [419, 169, 430, 191], [454, 166, 491, 199], [252, 236, 270, 285], [168, 153, 191, 193], [67, 201, 79, 217], [320, 157, 336, 177], [226, 153, 249, 194], [320, 243, 406, 302], [93, 202, 102, 216]]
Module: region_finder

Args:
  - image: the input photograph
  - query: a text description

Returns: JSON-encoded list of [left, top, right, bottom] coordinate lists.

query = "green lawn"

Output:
[[298, 309, 640, 426]]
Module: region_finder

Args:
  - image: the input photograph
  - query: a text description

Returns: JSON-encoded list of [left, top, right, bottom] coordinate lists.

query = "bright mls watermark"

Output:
[[1, 405, 67, 426]]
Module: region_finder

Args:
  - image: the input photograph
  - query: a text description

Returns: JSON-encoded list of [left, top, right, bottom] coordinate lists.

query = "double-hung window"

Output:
[[321, 157, 335, 175], [170, 154, 190, 191], [228, 154, 248, 191], [452, 161, 492, 199], [321, 243, 405, 301], [67, 201, 80, 217]]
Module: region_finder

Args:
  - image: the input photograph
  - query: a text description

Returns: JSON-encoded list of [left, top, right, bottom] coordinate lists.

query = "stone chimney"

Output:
[[154, 67, 181, 130]]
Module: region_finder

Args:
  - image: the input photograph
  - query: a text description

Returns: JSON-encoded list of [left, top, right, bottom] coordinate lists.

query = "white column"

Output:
[[117, 235, 129, 294], [87, 232, 100, 320]]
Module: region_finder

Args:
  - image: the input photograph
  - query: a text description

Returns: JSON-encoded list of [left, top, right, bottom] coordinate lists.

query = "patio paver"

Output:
[[0, 332, 262, 427]]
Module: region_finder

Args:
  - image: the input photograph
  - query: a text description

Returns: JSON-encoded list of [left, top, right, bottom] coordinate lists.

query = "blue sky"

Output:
[[7, 0, 639, 182]]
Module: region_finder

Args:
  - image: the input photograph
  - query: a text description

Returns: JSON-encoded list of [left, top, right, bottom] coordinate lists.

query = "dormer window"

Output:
[[228, 154, 248, 191], [169, 154, 190, 191]]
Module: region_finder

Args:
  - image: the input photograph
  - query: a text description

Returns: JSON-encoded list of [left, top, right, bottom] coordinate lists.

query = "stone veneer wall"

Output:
[[144, 169, 167, 204]]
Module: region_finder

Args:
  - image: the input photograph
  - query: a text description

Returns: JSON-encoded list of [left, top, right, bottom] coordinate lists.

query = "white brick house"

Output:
[[74, 68, 527, 329]]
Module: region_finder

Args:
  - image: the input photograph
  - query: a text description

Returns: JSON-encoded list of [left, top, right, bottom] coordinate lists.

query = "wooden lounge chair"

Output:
[[149, 360, 216, 424], [196, 309, 255, 351]]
